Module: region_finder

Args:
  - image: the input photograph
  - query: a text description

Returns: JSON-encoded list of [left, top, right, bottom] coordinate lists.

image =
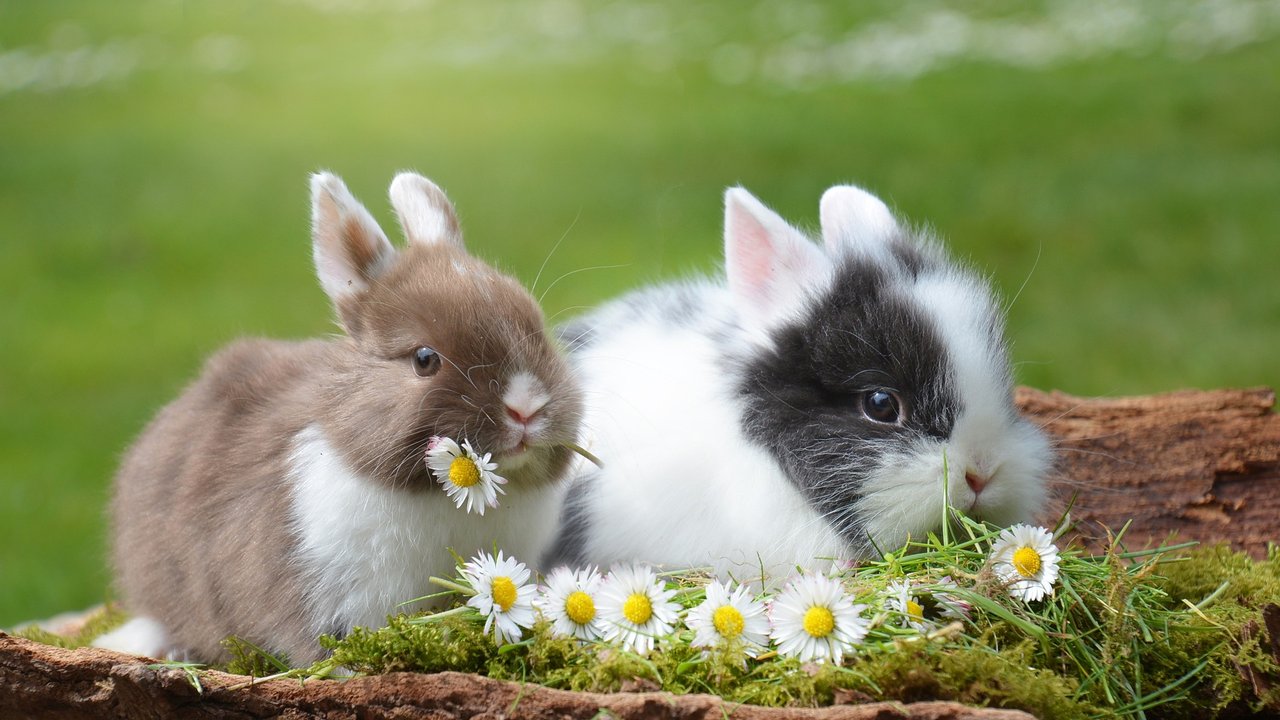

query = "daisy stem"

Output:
[[406, 605, 476, 625], [428, 576, 478, 597], [562, 441, 604, 468], [224, 668, 299, 691], [940, 449, 951, 547]]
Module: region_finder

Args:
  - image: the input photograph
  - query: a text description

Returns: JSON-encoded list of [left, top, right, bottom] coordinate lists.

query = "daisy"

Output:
[[885, 578, 971, 631], [885, 579, 931, 632], [425, 436, 507, 515], [536, 566, 607, 642], [769, 573, 869, 663], [930, 576, 972, 622], [685, 580, 770, 655], [597, 564, 681, 655], [460, 550, 536, 645], [989, 523, 1060, 603]]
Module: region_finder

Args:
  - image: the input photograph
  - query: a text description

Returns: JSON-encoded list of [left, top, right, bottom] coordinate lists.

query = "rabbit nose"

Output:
[[965, 470, 989, 495], [502, 370, 549, 428], [506, 405, 540, 425]]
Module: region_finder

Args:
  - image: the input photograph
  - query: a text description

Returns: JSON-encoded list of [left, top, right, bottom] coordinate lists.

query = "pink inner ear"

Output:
[[726, 208, 780, 307], [724, 190, 830, 328]]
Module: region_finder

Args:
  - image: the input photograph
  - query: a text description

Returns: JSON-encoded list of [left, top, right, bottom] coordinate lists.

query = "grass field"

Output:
[[2, 0, 1277, 628]]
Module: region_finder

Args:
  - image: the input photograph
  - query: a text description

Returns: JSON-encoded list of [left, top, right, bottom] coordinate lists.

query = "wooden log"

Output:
[[0, 634, 1031, 720], [1019, 387, 1280, 557]]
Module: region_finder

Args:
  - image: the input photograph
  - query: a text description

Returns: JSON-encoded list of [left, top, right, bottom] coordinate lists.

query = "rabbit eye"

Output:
[[862, 390, 904, 425], [412, 346, 442, 377]]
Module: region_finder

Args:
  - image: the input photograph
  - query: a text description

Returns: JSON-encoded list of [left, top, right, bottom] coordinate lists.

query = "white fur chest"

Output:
[[287, 425, 559, 635]]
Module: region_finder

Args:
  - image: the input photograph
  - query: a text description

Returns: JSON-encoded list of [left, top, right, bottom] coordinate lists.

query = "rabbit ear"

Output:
[[388, 172, 463, 247], [819, 185, 898, 254], [311, 172, 396, 302], [724, 187, 830, 331]]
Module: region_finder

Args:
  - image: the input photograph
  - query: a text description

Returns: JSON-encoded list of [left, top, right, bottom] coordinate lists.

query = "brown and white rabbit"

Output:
[[95, 171, 582, 664]]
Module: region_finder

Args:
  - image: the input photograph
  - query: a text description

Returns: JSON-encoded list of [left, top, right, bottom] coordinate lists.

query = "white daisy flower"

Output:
[[536, 566, 606, 642], [597, 564, 680, 655], [930, 576, 972, 621], [461, 550, 536, 645], [885, 579, 932, 632], [769, 573, 869, 663], [425, 436, 507, 515], [989, 523, 1061, 603], [685, 580, 770, 655]]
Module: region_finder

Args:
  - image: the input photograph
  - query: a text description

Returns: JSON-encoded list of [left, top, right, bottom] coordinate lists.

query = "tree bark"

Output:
[[0, 634, 1030, 720], [1018, 387, 1280, 557]]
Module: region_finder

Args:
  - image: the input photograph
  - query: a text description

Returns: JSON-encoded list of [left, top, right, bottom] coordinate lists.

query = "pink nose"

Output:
[[965, 471, 988, 495], [506, 405, 537, 425]]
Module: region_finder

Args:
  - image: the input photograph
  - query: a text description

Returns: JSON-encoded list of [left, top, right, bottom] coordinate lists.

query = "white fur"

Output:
[[723, 187, 832, 343], [819, 185, 897, 255], [93, 616, 172, 659], [504, 370, 550, 422], [566, 285, 847, 581], [287, 424, 561, 636], [389, 172, 462, 247], [310, 172, 396, 300]]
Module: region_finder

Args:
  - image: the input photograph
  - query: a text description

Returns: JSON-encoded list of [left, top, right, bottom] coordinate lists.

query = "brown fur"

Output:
[[109, 173, 582, 663]]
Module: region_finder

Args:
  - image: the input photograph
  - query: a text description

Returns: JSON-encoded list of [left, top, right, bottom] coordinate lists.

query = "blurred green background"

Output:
[[2, 0, 1277, 627]]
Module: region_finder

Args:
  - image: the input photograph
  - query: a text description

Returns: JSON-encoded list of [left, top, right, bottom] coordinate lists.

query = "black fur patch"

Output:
[[737, 252, 960, 551]]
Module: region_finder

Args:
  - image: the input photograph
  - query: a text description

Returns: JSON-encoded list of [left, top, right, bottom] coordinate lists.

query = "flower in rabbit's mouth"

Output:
[[425, 436, 507, 515], [461, 550, 536, 645], [989, 524, 1060, 603], [769, 573, 869, 663]]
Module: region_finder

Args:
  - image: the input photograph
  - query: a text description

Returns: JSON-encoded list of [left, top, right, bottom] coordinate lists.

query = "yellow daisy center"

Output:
[[712, 605, 745, 639], [906, 599, 924, 622], [449, 456, 481, 488], [623, 592, 653, 625], [1012, 546, 1042, 578], [491, 576, 517, 612], [564, 591, 596, 625], [802, 606, 835, 638]]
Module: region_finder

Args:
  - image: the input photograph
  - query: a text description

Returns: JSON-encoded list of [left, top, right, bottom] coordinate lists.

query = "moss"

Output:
[[855, 643, 1096, 720], [13, 541, 1280, 718], [1145, 546, 1280, 717], [1156, 545, 1280, 608], [12, 604, 127, 649], [222, 636, 292, 677], [319, 614, 496, 675], [292, 541, 1279, 718]]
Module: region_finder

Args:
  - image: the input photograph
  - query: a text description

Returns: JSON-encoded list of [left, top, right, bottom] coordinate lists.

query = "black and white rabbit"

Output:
[[547, 184, 1051, 578]]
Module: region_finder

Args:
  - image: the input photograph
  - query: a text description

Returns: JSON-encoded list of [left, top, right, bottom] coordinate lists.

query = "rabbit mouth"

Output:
[[494, 441, 539, 471], [494, 439, 572, 476]]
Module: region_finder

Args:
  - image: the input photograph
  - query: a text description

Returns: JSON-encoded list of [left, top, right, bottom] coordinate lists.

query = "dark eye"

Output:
[[862, 390, 904, 425], [412, 346, 442, 377]]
